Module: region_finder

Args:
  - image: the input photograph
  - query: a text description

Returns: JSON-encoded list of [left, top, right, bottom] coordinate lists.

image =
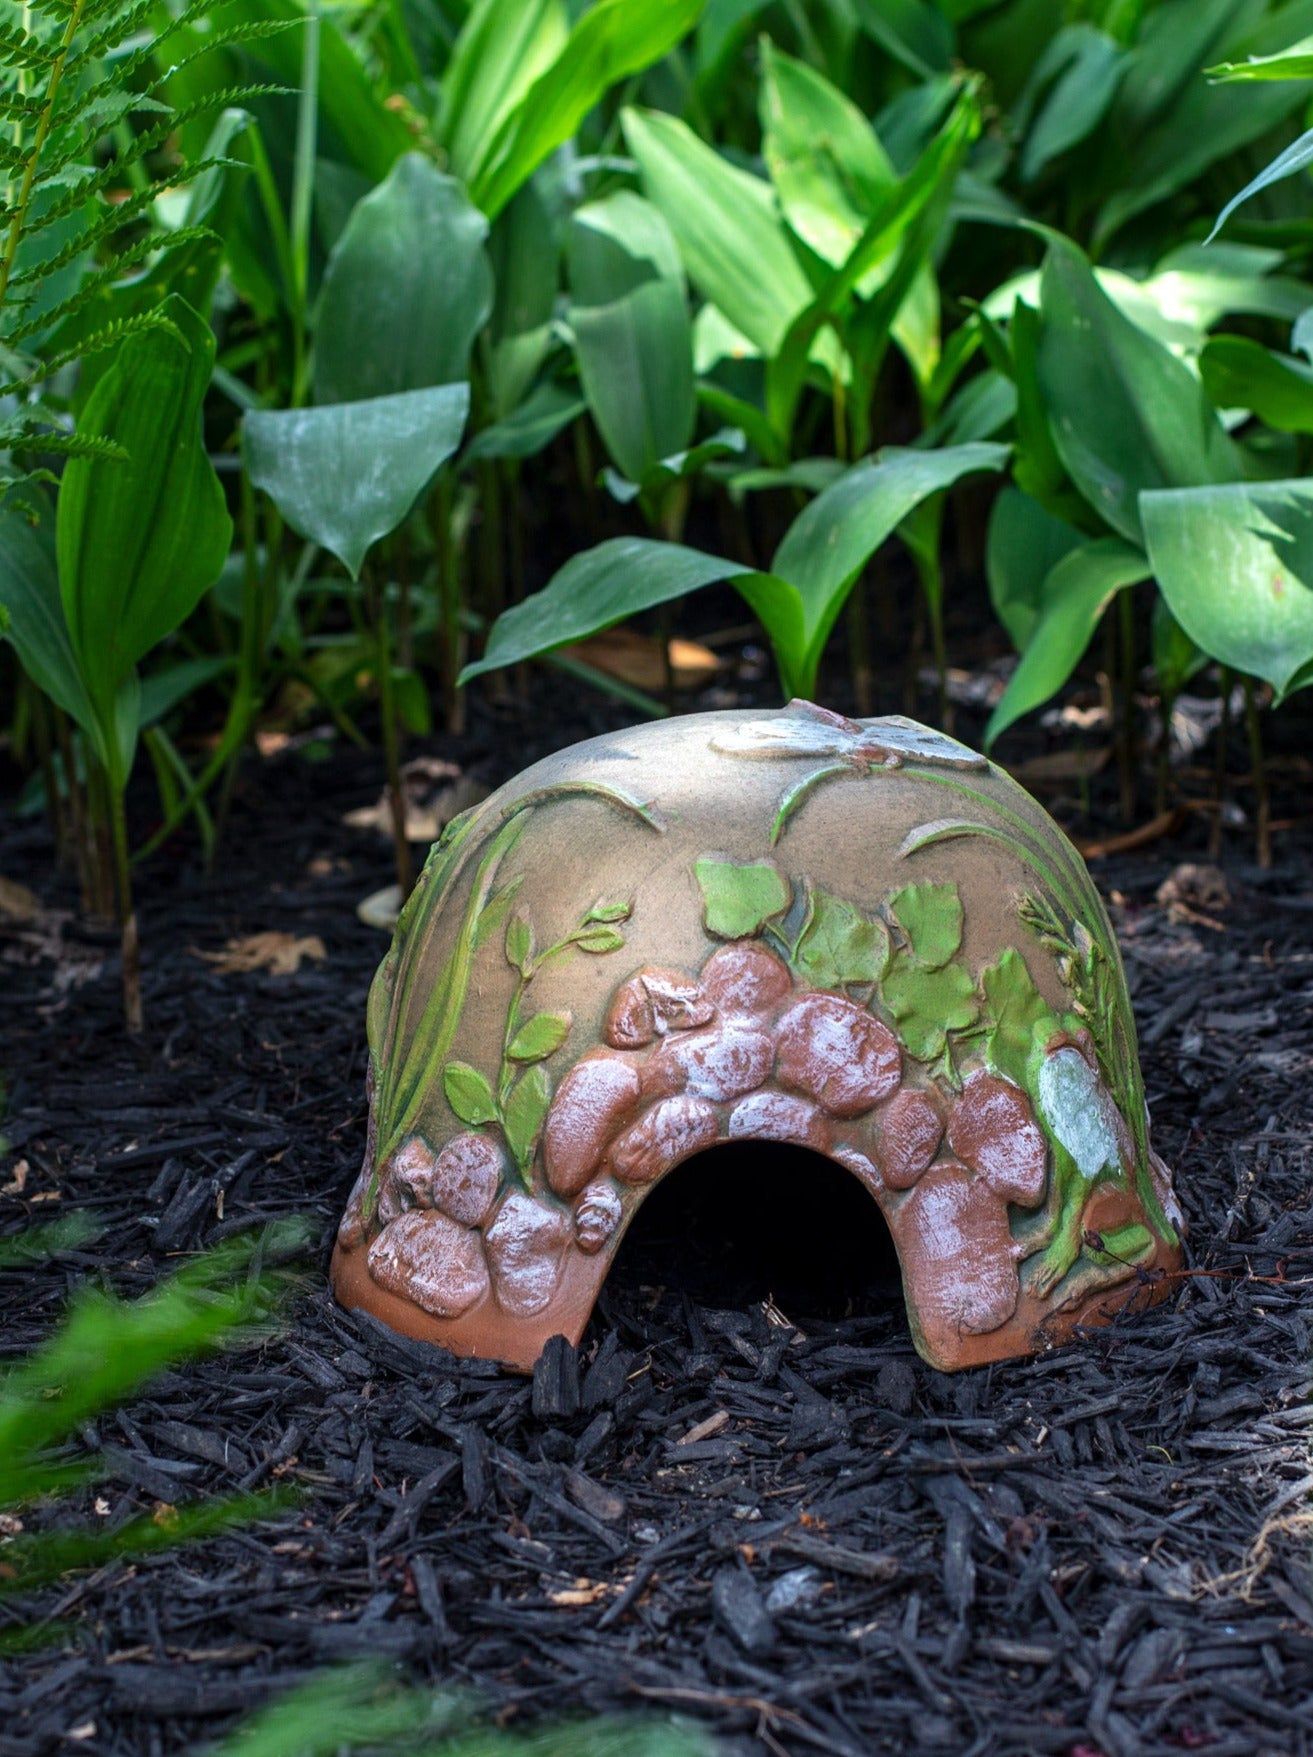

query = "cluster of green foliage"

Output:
[[5, 0, 1313, 1031]]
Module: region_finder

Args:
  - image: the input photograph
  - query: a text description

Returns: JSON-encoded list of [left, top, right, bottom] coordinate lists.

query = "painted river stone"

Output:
[[331, 701, 1183, 1373]]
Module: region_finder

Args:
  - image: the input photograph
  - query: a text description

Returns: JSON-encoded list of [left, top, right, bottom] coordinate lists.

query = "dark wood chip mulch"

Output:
[[3, 690, 1313, 1757]]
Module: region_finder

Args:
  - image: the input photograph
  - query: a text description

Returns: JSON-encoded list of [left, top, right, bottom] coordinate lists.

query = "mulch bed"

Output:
[[3, 672, 1313, 1757]]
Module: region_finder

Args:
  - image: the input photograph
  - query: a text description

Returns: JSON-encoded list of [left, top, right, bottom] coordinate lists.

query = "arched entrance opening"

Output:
[[605, 1140, 903, 1325]]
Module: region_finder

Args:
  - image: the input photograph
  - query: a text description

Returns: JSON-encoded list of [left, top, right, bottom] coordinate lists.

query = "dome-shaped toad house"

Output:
[[332, 701, 1182, 1372]]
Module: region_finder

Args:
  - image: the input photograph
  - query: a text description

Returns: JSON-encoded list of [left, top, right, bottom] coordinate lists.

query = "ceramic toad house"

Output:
[[332, 701, 1182, 1372]]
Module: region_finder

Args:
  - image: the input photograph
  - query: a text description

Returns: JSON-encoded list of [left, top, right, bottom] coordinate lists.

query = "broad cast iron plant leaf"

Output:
[[567, 192, 695, 491], [0, 493, 96, 740], [314, 155, 493, 404], [244, 384, 471, 578], [1037, 238, 1239, 544], [56, 296, 232, 781], [1141, 481, 1313, 701], [985, 539, 1152, 748]]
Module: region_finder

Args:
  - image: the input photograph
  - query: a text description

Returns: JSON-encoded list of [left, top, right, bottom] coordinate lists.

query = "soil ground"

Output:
[[3, 650, 1313, 1757]]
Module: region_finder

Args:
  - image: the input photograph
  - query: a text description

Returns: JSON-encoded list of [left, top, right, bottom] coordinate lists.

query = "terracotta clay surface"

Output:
[[331, 701, 1183, 1372]]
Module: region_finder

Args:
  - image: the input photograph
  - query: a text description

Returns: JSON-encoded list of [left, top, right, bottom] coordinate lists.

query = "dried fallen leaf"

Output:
[[1, 1160, 28, 1196], [344, 757, 487, 844], [544, 1577, 619, 1607], [195, 932, 327, 976], [559, 628, 720, 692], [0, 877, 39, 921]]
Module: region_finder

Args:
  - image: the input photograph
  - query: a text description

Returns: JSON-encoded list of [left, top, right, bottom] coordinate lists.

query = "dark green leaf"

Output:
[[985, 486, 1082, 652], [1141, 480, 1313, 701], [1200, 335, 1313, 432], [315, 155, 492, 405], [244, 383, 470, 578]]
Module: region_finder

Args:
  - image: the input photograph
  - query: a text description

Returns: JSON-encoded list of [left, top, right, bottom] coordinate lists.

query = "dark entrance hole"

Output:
[[606, 1141, 903, 1324]]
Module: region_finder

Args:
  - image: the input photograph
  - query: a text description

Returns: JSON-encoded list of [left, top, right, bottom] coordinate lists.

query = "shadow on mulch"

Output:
[[3, 680, 1313, 1757]]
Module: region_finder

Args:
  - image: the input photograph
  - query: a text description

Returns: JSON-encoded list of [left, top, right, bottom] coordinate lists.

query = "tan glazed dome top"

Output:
[[331, 700, 1182, 1372]]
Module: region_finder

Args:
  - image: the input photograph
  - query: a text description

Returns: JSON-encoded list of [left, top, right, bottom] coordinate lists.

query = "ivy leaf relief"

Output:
[[443, 1060, 498, 1127], [888, 881, 964, 969], [503, 1064, 552, 1173], [792, 889, 888, 989], [507, 1010, 572, 1063], [585, 899, 632, 923], [882, 956, 979, 1062], [980, 948, 1054, 1089], [576, 924, 626, 953], [695, 857, 792, 939]]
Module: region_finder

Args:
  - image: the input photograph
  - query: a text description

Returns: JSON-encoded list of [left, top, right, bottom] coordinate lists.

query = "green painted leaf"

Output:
[[1087, 1222, 1154, 1264], [888, 881, 964, 970], [1037, 238, 1238, 543], [244, 384, 470, 579], [503, 1063, 552, 1171], [882, 955, 979, 1062], [984, 539, 1152, 748], [1200, 335, 1313, 433], [622, 104, 813, 357], [1141, 480, 1313, 702], [507, 1010, 572, 1062], [696, 858, 792, 940], [585, 900, 631, 923], [793, 890, 888, 989], [575, 925, 626, 954], [981, 947, 1054, 1089], [315, 155, 493, 405], [444, 1060, 498, 1127], [505, 913, 533, 971]]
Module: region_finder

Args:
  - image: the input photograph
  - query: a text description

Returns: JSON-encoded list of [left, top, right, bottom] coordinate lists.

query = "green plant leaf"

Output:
[[888, 881, 963, 970], [1208, 35, 1313, 81], [507, 1010, 572, 1062], [759, 41, 896, 271], [465, 382, 585, 464], [460, 537, 747, 682], [1152, 596, 1208, 702], [502, 1063, 552, 1171], [0, 493, 95, 739], [985, 539, 1152, 748], [695, 857, 792, 940], [985, 486, 1082, 652], [443, 1060, 499, 1127], [980, 947, 1054, 1089], [486, 179, 560, 419], [440, 0, 568, 195], [244, 383, 470, 578], [1017, 25, 1125, 184], [1200, 335, 1313, 432], [766, 442, 1009, 697], [55, 295, 231, 781], [568, 191, 694, 486], [1141, 480, 1313, 701], [1037, 238, 1238, 544], [793, 889, 888, 989], [473, 0, 704, 219], [315, 155, 492, 405], [622, 105, 813, 357]]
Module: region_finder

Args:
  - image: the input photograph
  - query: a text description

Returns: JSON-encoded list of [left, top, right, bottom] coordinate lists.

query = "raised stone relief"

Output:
[[331, 701, 1182, 1373]]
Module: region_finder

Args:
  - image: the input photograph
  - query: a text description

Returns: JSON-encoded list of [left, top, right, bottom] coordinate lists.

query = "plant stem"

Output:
[[1210, 666, 1232, 860], [847, 581, 872, 716], [108, 779, 142, 1035], [1116, 585, 1137, 825], [433, 472, 464, 734], [1243, 674, 1271, 869], [287, 0, 320, 409], [371, 572, 413, 902]]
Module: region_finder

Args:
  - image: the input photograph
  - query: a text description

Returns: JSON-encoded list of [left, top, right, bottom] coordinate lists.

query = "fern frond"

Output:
[[30, 304, 174, 381], [14, 154, 242, 277], [64, 0, 186, 76], [10, 430, 129, 462], [141, 19, 302, 91], [0, 22, 58, 67], [49, 83, 171, 142], [3, 228, 214, 346]]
